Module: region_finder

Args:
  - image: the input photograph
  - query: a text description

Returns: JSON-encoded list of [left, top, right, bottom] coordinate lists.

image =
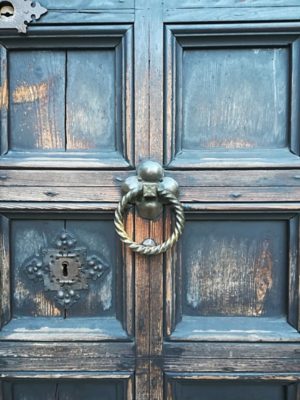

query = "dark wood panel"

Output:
[[4, 170, 300, 188], [181, 48, 288, 151], [1, 379, 127, 400], [41, 0, 134, 9], [166, 212, 300, 341], [65, 220, 119, 318], [0, 46, 8, 156], [9, 51, 65, 152], [182, 219, 287, 317], [4, 185, 300, 203], [0, 25, 133, 168], [37, 11, 134, 24], [165, 24, 300, 168], [0, 213, 131, 341], [11, 381, 56, 400], [170, 381, 286, 400], [164, 0, 300, 7], [66, 50, 117, 152], [0, 342, 135, 372], [164, 7, 300, 22], [163, 343, 300, 372], [11, 219, 64, 318]]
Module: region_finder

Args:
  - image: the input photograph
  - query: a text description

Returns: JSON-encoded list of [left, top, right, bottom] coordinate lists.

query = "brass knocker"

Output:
[[114, 161, 185, 256]]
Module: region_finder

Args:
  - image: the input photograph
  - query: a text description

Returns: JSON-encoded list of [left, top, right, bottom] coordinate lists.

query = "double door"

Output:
[[0, 0, 300, 399]]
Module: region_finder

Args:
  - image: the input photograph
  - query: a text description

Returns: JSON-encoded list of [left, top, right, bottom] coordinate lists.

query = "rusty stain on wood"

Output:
[[0, 79, 8, 110], [13, 82, 49, 104]]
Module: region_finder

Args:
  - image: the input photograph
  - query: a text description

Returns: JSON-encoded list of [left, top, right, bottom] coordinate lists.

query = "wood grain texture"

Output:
[[64, 220, 119, 318], [66, 50, 117, 152], [0, 46, 8, 156], [3, 169, 300, 188], [169, 380, 289, 400], [11, 219, 63, 318], [182, 48, 288, 150], [164, 7, 300, 22], [1, 2, 300, 398], [0, 379, 128, 400], [0, 25, 133, 168], [9, 51, 65, 152], [182, 219, 287, 317], [166, 211, 300, 342], [0, 212, 130, 341], [41, 0, 134, 9], [4, 185, 300, 203], [0, 216, 10, 329], [164, 0, 300, 7], [165, 23, 300, 168]]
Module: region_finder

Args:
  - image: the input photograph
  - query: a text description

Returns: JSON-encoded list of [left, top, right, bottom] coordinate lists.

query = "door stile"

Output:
[[134, 2, 151, 398], [134, 1, 165, 398], [149, 1, 165, 399]]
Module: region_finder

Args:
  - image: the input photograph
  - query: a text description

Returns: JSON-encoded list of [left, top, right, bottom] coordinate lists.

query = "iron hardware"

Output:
[[24, 230, 109, 309], [0, 0, 47, 33], [114, 160, 185, 255]]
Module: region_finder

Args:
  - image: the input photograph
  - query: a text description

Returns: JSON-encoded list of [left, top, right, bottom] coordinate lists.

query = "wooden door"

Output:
[[1, 1, 300, 399]]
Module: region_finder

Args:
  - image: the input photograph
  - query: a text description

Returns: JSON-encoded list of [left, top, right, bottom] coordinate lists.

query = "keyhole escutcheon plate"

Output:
[[23, 231, 110, 309]]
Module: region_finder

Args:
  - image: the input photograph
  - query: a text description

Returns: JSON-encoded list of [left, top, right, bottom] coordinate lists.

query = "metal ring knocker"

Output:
[[114, 161, 185, 256]]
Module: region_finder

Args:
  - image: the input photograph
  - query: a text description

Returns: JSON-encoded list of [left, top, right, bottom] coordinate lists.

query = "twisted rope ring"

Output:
[[114, 188, 185, 256]]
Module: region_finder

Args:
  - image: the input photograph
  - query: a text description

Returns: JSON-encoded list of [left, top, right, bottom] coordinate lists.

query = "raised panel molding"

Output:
[[165, 374, 300, 400], [0, 212, 134, 341], [0, 375, 134, 400], [165, 210, 300, 341], [165, 23, 300, 169], [0, 25, 133, 169]]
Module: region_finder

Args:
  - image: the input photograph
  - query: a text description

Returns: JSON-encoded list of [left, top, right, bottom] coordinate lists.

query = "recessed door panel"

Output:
[[0, 25, 133, 168], [166, 377, 297, 400], [0, 213, 132, 341], [1, 379, 130, 400], [166, 212, 300, 341], [165, 25, 300, 168]]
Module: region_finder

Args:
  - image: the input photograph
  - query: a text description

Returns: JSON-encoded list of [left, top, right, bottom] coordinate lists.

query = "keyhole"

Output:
[[0, 2, 14, 17], [62, 261, 69, 277]]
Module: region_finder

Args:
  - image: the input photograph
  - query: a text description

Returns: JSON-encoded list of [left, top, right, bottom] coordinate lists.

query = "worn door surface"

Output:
[[1, 0, 300, 399]]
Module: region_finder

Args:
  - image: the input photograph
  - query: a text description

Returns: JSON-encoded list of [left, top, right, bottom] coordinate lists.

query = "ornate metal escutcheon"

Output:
[[0, 0, 47, 33], [114, 160, 185, 256], [24, 231, 109, 308]]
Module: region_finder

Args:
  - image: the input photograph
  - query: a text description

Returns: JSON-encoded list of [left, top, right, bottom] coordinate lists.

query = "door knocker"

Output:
[[114, 160, 185, 256]]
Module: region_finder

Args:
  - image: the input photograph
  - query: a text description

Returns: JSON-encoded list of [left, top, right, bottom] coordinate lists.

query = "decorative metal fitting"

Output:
[[24, 230, 109, 309], [0, 0, 47, 33], [122, 160, 179, 220], [114, 160, 185, 256]]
